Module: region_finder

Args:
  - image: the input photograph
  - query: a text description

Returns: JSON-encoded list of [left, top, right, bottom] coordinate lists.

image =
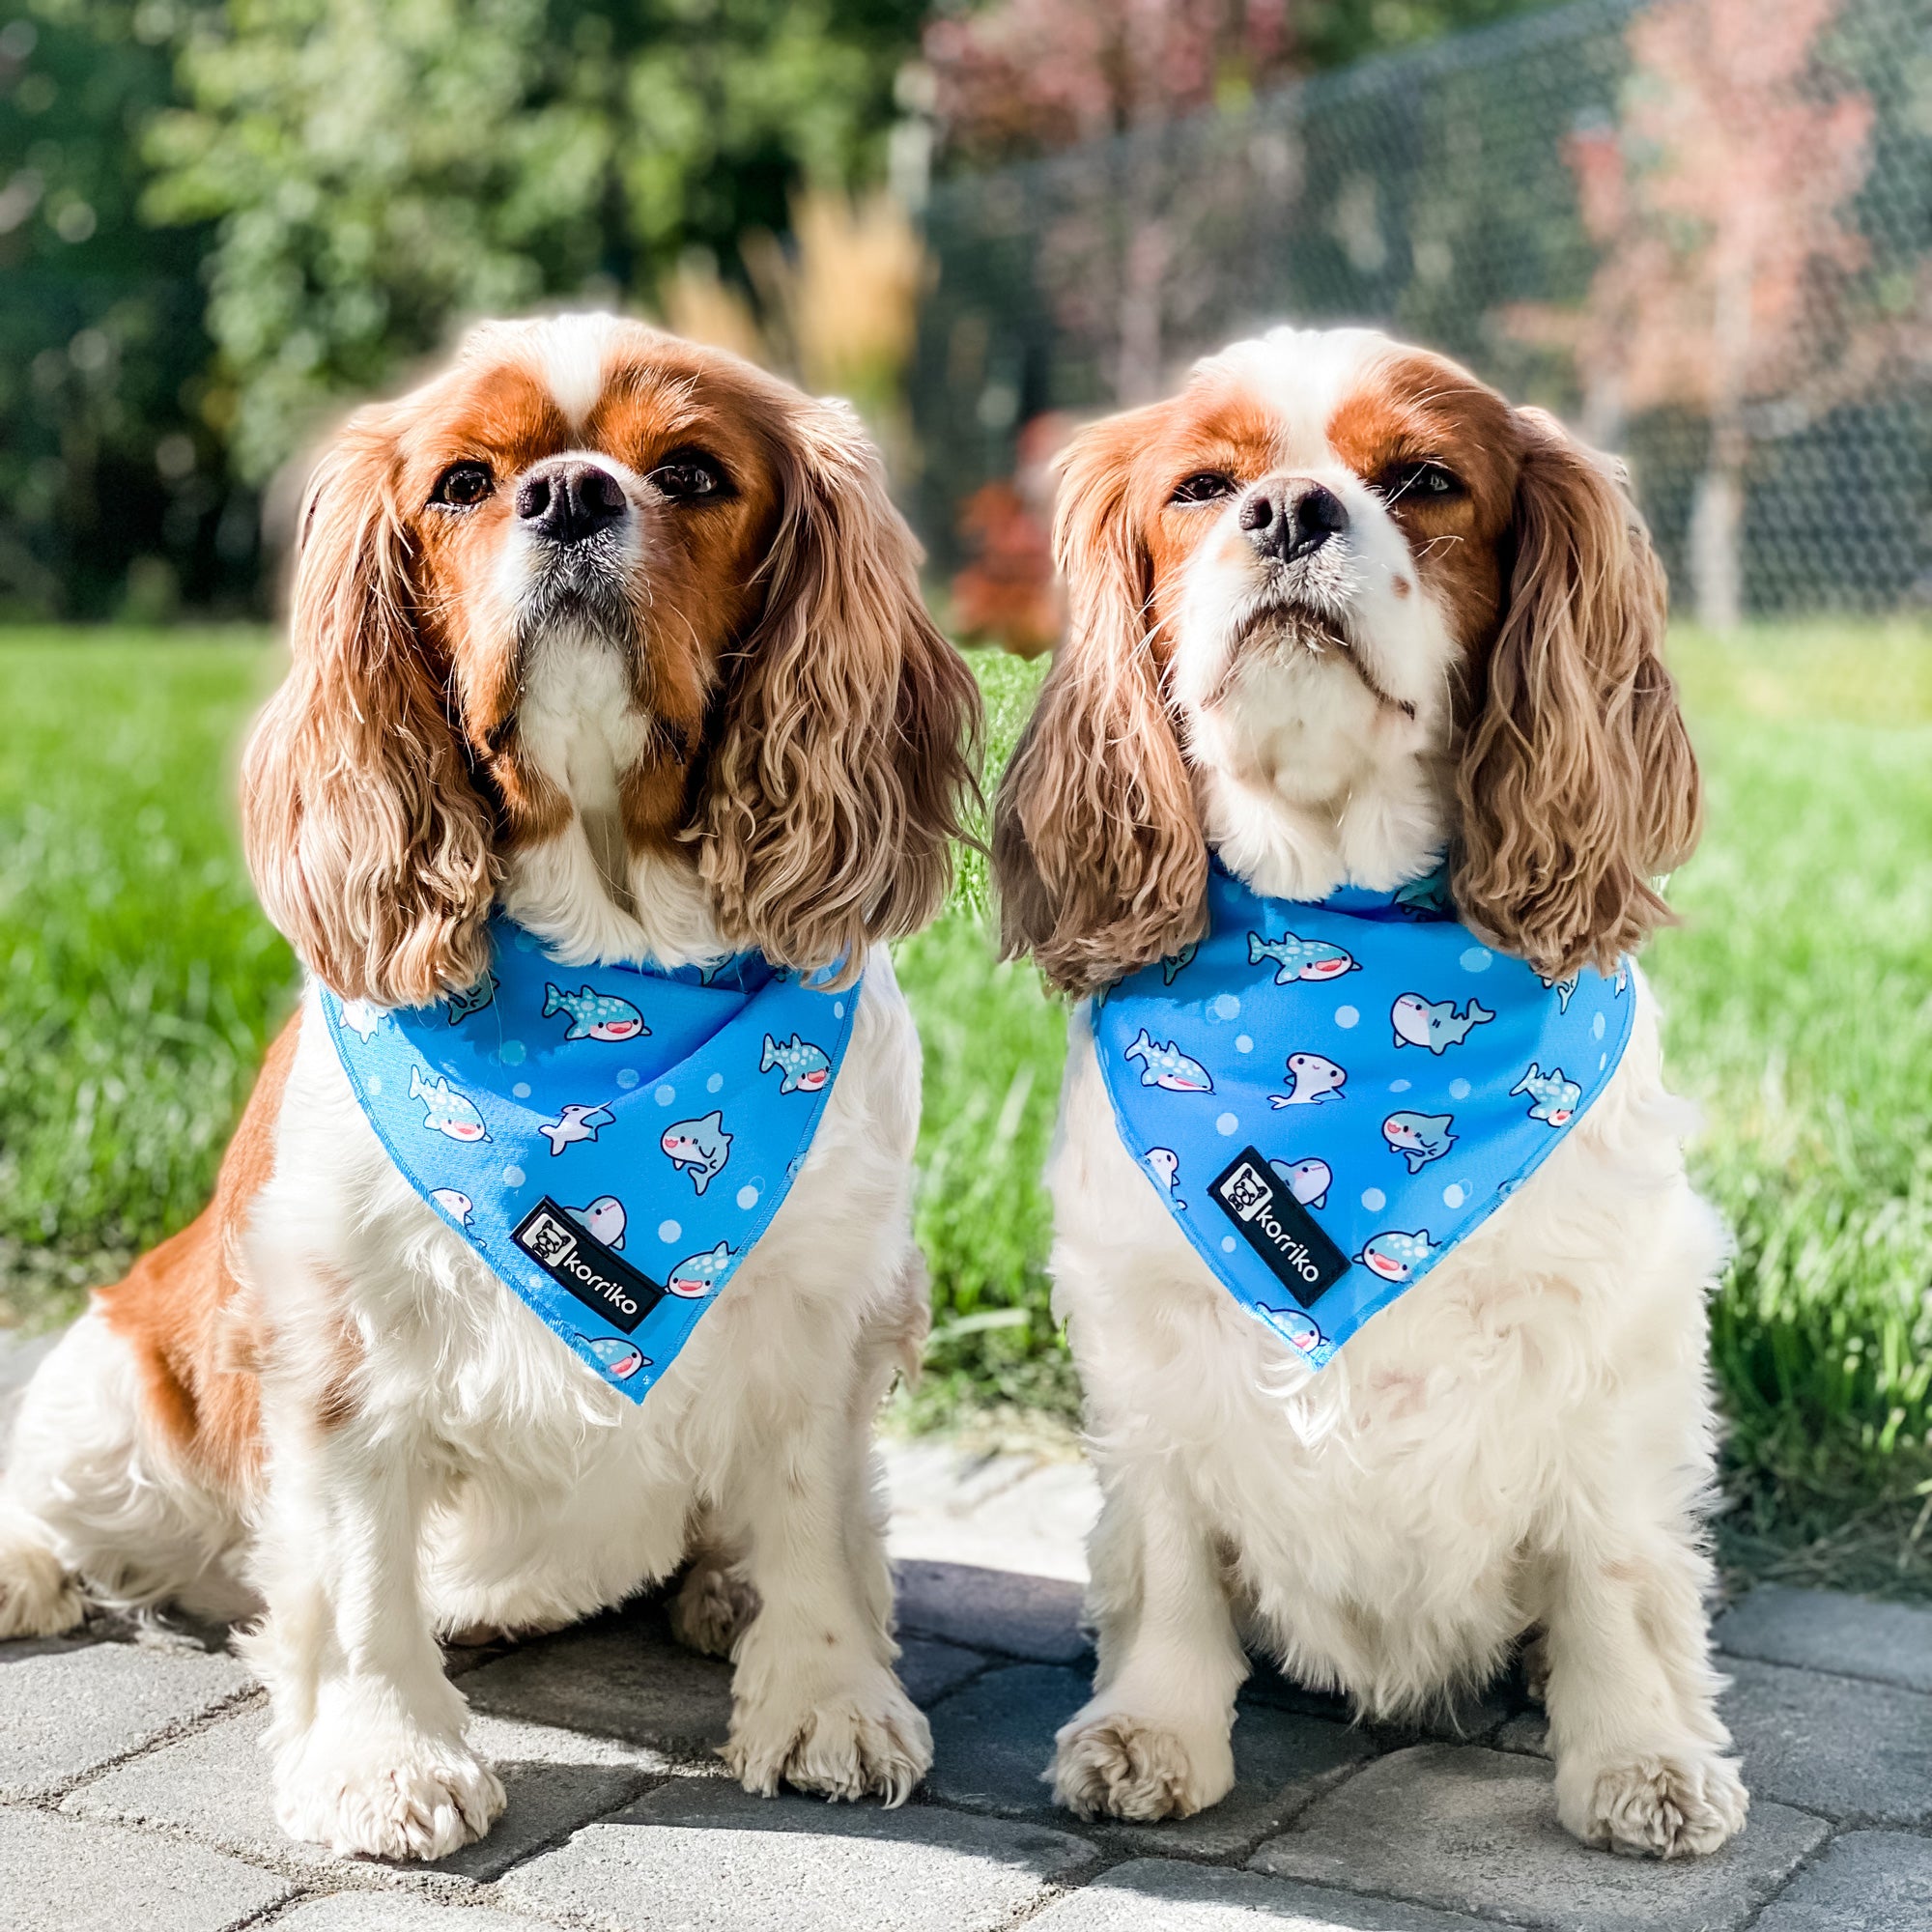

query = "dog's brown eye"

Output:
[[650, 450, 730, 502], [1170, 471, 1236, 506], [1382, 461, 1462, 503], [432, 462, 494, 509]]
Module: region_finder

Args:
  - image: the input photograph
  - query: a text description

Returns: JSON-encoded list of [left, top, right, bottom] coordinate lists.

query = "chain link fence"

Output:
[[910, 0, 1931, 630]]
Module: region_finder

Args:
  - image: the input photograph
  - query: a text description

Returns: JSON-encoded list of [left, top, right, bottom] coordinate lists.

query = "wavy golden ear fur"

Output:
[[1453, 407, 1701, 978], [993, 409, 1208, 996], [242, 409, 497, 1008], [697, 394, 981, 980]]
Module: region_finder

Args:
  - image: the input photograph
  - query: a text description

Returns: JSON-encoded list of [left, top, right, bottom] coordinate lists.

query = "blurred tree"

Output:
[[144, 0, 928, 484], [0, 0, 254, 617], [1502, 0, 1875, 629]]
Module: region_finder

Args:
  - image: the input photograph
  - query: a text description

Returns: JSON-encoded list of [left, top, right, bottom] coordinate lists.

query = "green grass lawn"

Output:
[[4, 622, 1930, 1592]]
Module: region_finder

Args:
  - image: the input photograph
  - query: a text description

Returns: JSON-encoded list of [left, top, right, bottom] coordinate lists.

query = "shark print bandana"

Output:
[[321, 916, 859, 1402], [1094, 861, 1634, 1369]]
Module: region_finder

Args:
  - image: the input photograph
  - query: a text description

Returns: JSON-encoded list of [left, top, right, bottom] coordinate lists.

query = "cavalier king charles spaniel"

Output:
[[0, 315, 979, 1858], [995, 327, 1747, 1859]]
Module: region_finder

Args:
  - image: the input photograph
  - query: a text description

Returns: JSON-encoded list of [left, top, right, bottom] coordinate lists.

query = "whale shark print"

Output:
[[430, 1188, 474, 1227], [1146, 1147, 1186, 1209], [1161, 941, 1201, 985], [1268, 1156, 1332, 1208], [1537, 972, 1579, 1013], [567, 1194, 628, 1249], [1382, 1111, 1456, 1174], [444, 972, 499, 1025], [538, 1102, 614, 1155], [662, 1111, 732, 1194], [578, 1335, 647, 1380], [1512, 1063, 1582, 1125], [760, 1032, 831, 1094], [1268, 1052, 1348, 1108], [1123, 1031, 1214, 1093], [543, 982, 649, 1042], [1390, 993, 1492, 1054], [339, 998, 384, 1043], [668, 1240, 736, 1297], [1247, 929, 1361, 983], [1356, 1229, 1440, 1282], [409, 1066, 489, 1142], [1256, 1303, 1328, 1356]]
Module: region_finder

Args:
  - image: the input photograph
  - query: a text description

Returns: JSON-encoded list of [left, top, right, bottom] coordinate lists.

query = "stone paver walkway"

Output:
[[2, 1350, 1930, 1929]]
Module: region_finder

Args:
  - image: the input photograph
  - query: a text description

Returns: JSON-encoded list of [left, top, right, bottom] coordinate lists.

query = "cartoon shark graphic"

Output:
[[1256, 1304, 1327, 1355], [1382, 1111, 1457, 1174], [662, 1111, 732, 1194], [1123, 1031, 1214, 1094], [567, 1194, 627, 1249], [1268, 1156, 1332, 1208], [761, 1032, 831, 1094], [668, 1240, 736, 1298], [1145, 1147, 1185, 1209], [1394, 870, 1456, 920], [444, 971, 498, 1025], [1390, 994, 1493, 1054], [543, 982, 649, 1042], [578, 1335, 647, 1380], [1160, 941, 1201, 985], [409, 1066, 489, 1143], [1512, 1063, 1582, 1126], [1246, 929, 1361, 984], [430, 1188, 474, 1227], [1614, 962, 1630, 996], [1537, 972, 1579, 1013], [1355, 1229, 1440, 1283], [338, 998, 383, 1043], [538, 1102, 614, 1155], [1269, 1052, 1348, 1108]]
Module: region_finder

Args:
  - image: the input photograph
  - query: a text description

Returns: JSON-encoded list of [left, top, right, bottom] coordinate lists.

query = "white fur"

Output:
[[1044, 327, 1747, 1859], [0, 373, 932, 1855]]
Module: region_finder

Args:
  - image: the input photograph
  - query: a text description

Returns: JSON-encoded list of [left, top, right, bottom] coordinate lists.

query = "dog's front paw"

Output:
[[722, 1669, 931, 1806], [275, 1727, 506, 1861], [670, 1556, 760, 1660], [0, 1531, 87, 1640], [1051, 1703, 1236, 1822], [1558, 1749, 1748, 1859]]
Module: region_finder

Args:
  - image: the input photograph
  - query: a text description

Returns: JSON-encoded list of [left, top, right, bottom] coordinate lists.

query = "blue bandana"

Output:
[[1094, 863, 1634, 1368], [321, 916, 858, 1402]]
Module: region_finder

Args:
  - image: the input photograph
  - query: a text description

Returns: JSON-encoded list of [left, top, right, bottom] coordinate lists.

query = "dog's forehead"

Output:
[[1188, 327, 1395, 469]]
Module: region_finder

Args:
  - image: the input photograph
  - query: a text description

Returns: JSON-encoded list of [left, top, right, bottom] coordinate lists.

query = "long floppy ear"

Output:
[[992, 408, 1207, 996], [242, 409, 497, 1007], [697, 395, 981, 980], [1453, 408, 1701, 978]]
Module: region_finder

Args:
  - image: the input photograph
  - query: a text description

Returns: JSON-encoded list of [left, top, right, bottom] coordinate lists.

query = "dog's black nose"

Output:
[[515, 459, 627, 546], [1238, 478, 1350, 564]]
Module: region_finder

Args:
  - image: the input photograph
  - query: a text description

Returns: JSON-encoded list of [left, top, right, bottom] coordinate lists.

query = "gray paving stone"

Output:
[[0, 1806, 292, 1932], [497, 1774, 1098, 1932], [1027, 1859, 1494, 1930], [1252, 1745, 1829, 1932], [895, 1558, 1089, 1663], [0, 1635, 253, 1800], [1752, 1830, 1932, 1931], [925, 1662, 1374, 1856], [270, 1895, 552, 1930], [463, 1608, 733, 1752], [1716, 1584, 1932, 1694], [1723, 1656, 1932, 1824], [66, 1701, 663, 1881], [1242, 1663, 1512, 1747], [897, 1634, 987, 1707]]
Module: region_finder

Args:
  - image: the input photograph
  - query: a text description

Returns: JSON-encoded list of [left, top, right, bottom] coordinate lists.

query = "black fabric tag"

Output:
[[1208, 1148, 1351, 1307], [511, 1198, 665, 1334]]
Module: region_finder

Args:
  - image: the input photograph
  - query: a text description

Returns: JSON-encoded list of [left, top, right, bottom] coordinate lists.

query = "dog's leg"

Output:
[[246, 1411, 504, 1861], [718, 1351, 930, 1804], [1051, 1460, 1245, 1822], [669, 1529, 759, 1660], [1540, 1525, 1747, 1859]]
